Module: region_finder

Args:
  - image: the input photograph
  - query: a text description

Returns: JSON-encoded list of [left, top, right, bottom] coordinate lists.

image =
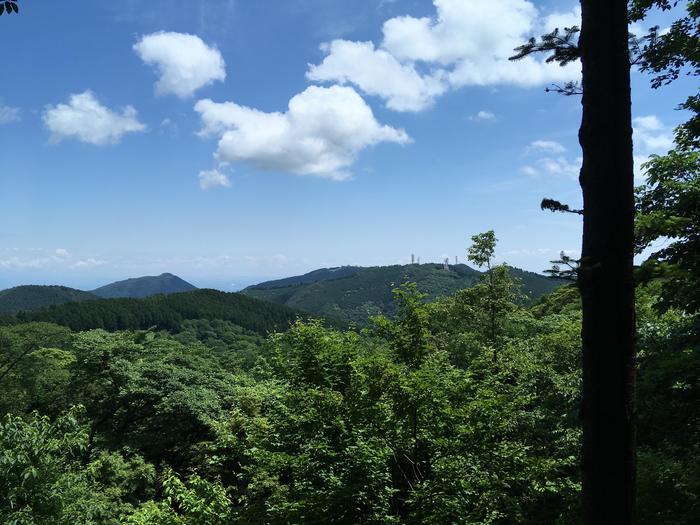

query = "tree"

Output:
[[569, 4, 638, 522], [467, 231, 499, 346], [512, 2, 637, 521], [632, 0, 700, 315], [465, 231, 522, 359]]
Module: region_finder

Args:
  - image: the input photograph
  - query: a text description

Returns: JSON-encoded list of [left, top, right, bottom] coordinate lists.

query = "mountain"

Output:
[[0, 285, 99, 315], [250, 266, 364, 290], [92, 273, 197, 299], [18, 288, 336, 335], [243, 263, 564, 325]]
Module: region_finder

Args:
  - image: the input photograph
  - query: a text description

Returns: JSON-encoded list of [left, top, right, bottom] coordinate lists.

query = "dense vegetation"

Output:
[[13, 289, 321, 335], [0, 286, 99, 315], [244, 264, 563, 325], [1, 244, 696, 523]]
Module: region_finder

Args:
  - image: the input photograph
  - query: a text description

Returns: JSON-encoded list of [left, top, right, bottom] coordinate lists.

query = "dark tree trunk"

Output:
[[578, 1, 636, 523]]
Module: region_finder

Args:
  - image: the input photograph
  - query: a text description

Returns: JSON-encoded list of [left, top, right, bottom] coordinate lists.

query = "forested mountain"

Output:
[[16, 289, 321, 335], [251, 266, 364, 289], [2, 274, 696, 523], [0, 285, 98, 314], [91, 272, 197, 298], [244, 263, 563, 324]]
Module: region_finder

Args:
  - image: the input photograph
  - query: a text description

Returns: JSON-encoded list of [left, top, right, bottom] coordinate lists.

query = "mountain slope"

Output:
[[0, 285, 99, 314], [251, 266, 364, 290], [18, 289, 335, 335], [243, 264, 563, 325], [92, 273, 196, 299]]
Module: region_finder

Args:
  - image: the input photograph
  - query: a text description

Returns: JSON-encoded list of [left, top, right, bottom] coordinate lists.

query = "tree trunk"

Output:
[[578, 1, 636, 523]]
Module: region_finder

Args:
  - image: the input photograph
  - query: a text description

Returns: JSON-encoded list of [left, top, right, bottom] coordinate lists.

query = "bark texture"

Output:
[[578, 1, 637, 523]]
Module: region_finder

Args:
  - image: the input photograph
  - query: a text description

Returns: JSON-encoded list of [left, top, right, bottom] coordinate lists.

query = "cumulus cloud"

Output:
[[308, 0, 581, 111], [542, 5, 581, 33], [522, 115, 674, 183], [307, 40, 447, 111], [195, 85, 410, 180], [134, 31, 226, 98], [198, 169, 231, 190], [521, 139, 578, 177], [469, 110, 495, 121], [0, 105, 20, 124], [55, 248, 71, 258], [633, 115, 673, 152], [539, 156, 581, 178], [633, 114, 675, 182], [528, 140, 566, 153], [43, 91, 145, 146]]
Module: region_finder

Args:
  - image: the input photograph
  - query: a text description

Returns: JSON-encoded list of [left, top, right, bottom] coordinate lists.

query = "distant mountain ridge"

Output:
[[243, 263, 563, 325], [0, 285, 98, 315], [251, 266, 363, 290], [91, 273, 196, 299], [0, 273, 198, 314]]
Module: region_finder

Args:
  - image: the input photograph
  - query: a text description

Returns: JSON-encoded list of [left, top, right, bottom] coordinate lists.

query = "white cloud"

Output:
[[70, 258, 107, 269], [521, 165, 538, 176], [633, 115, 674, 182], [43, 91, 145, 146], [195, 85, 410, 180], [522, 139, 578, 177], [469, 110, 495, 121], [540, 156, 581, 178], [308, 0, 581, 111], [0, 105, 20, 124], [198, 169, 231, 190], [307, 40, 447, 111], [0, 249, 107, 270], [633, 115, 673, 152], [528, 140, 566, 153], [542, 5, 581, 33], [134, 31, 226, 98]]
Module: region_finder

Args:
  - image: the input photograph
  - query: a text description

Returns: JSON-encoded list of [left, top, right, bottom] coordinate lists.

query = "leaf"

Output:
[[11, 2, 17, 13], [4, 2, 11, 14], [0, 5, 4, 15]]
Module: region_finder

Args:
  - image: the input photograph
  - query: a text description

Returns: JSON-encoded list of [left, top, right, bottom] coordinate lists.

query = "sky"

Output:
[[0, 0, 693, 291]]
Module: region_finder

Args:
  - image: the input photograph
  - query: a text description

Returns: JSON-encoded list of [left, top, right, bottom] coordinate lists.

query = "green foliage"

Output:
[[0, 323, 74, 415], [0, 407, 155, 524], [68, 329, 243, 468], [126, 470, 233, 525], [244, 263, 562, 325], [17, 289, 317, 335], [636, 144, 700, 314], [0, 263, 696, 522], [467, 230, 497, 270], [634, 284, 700, 523]]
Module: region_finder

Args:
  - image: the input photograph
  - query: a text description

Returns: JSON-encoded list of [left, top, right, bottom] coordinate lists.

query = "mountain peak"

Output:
[[91, 273, 196, 299]]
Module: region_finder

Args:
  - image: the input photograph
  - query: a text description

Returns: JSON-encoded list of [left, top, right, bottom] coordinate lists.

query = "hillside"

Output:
[[92, 272, 197, 298], [0, 285, 99, 314], [243, 263, 563, 325], [17, 288, 337, 335]]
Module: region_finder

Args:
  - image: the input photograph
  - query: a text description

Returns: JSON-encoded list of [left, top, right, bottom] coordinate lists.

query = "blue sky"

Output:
[[0, 0, 692, 290]]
